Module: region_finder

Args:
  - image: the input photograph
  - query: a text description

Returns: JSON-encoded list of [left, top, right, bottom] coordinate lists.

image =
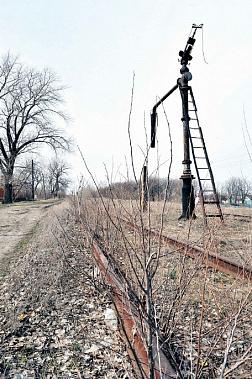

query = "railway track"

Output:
[[79, 211, 251, 378], [224, 212, 252, 220], [121, 219, 252, 282], [79, 214, 177, 379]]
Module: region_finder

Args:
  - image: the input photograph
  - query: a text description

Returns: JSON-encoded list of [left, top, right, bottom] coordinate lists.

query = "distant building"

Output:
[[244, 196, 252, 206]]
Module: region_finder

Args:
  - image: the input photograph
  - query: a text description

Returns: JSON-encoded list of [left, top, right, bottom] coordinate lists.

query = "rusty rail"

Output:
[[79, 214, 177, 379], [225, 213, 252, 220], [121, 219, 252, 282]]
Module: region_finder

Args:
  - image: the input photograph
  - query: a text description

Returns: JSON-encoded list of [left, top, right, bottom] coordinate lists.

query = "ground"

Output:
[[0, 198, 251, 378], [77, 196, 252, 378], [0, 199, 134, 378]]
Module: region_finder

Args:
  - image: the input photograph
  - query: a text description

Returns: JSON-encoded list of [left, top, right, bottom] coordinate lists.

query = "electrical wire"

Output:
[[212, 158, 251, 169], [201, 25, 208, 64], [242, 105, 252, 164], [212, 154, 248, 162]]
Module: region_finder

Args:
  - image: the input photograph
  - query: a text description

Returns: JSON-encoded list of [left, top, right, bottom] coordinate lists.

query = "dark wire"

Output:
[[201, 25, 208, 64], [186, 26, 194, 50]]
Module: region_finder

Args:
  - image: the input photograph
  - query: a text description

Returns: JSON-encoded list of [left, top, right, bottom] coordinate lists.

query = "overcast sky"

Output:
[[0, 0, 252, 188]]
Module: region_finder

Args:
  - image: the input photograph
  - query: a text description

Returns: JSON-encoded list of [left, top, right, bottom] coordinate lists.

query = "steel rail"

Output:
[[79, 214, 177, 379], [224, 213, 252, 220], [121, 219, 252, 282]]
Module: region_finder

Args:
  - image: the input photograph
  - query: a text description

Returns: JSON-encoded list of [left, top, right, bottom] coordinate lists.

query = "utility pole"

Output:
[[31, 159, 35, 201], [42, 172, 46, 200]]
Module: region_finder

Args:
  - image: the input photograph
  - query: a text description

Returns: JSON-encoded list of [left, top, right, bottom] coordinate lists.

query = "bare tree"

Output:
[[223, 176, 251, 204], [14, 158, 44, 200], [237, 177, 252, 204], [47, 158, 71, 198], [0, 54, 71, 203], [75, 73, 252, 377]]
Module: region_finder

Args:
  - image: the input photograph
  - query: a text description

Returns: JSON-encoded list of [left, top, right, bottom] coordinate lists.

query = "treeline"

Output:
[[0, 157, 71, 202], [99, 178, 182, 201], [98, 176, 252, 205], [220, 176, 252, 204]]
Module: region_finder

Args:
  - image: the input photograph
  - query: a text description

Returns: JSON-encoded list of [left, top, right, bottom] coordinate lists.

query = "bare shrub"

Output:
[[75, 78, 251, 377]]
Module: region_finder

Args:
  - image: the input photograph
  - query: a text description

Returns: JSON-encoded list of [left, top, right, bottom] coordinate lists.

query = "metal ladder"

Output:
[[179, 85, 223, 225]]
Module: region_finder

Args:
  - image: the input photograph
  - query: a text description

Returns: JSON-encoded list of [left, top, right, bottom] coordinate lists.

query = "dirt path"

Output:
[[0, 198, 133, 378], [0, 200, 62, 263]]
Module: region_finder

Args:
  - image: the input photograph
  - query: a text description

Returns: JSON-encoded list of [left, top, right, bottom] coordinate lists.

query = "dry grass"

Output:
[[77, 191, 252, 378], [0, 199, 134, 378]]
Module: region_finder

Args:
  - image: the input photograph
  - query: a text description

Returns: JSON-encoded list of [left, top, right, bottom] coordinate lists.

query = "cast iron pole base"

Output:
[[179, 174, 196, 220]]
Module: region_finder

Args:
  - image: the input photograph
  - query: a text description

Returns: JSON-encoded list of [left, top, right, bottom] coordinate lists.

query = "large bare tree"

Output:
[[0, 54, 71, 203]]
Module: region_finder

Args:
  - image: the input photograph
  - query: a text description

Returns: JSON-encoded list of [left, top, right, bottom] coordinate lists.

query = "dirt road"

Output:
[[0, 198, 134, 378], [0, 200, 62, 263]]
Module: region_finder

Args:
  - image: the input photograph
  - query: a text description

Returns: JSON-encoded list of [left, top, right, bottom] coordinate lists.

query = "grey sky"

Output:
[[0, 0, 251, 187]]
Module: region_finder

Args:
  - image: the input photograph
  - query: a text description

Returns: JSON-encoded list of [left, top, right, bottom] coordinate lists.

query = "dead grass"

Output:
[[77, 193, 252, 378], [0, 198, 134, 378]]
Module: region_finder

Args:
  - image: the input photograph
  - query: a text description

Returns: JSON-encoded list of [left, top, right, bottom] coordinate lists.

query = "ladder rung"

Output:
[[199, 178, 211, 180], [194, 147, 204, 149], [191, 137, 201, 139], [197, 167, 208, 169], [195, 157, 205, 159], [205, 214, 222, 218], [203, 201, 219, 204], [190, 127, 199, 130]]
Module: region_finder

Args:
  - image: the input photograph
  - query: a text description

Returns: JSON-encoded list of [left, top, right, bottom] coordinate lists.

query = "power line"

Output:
[[212, 153, 249, 163], [212, 159, 251, 169]]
